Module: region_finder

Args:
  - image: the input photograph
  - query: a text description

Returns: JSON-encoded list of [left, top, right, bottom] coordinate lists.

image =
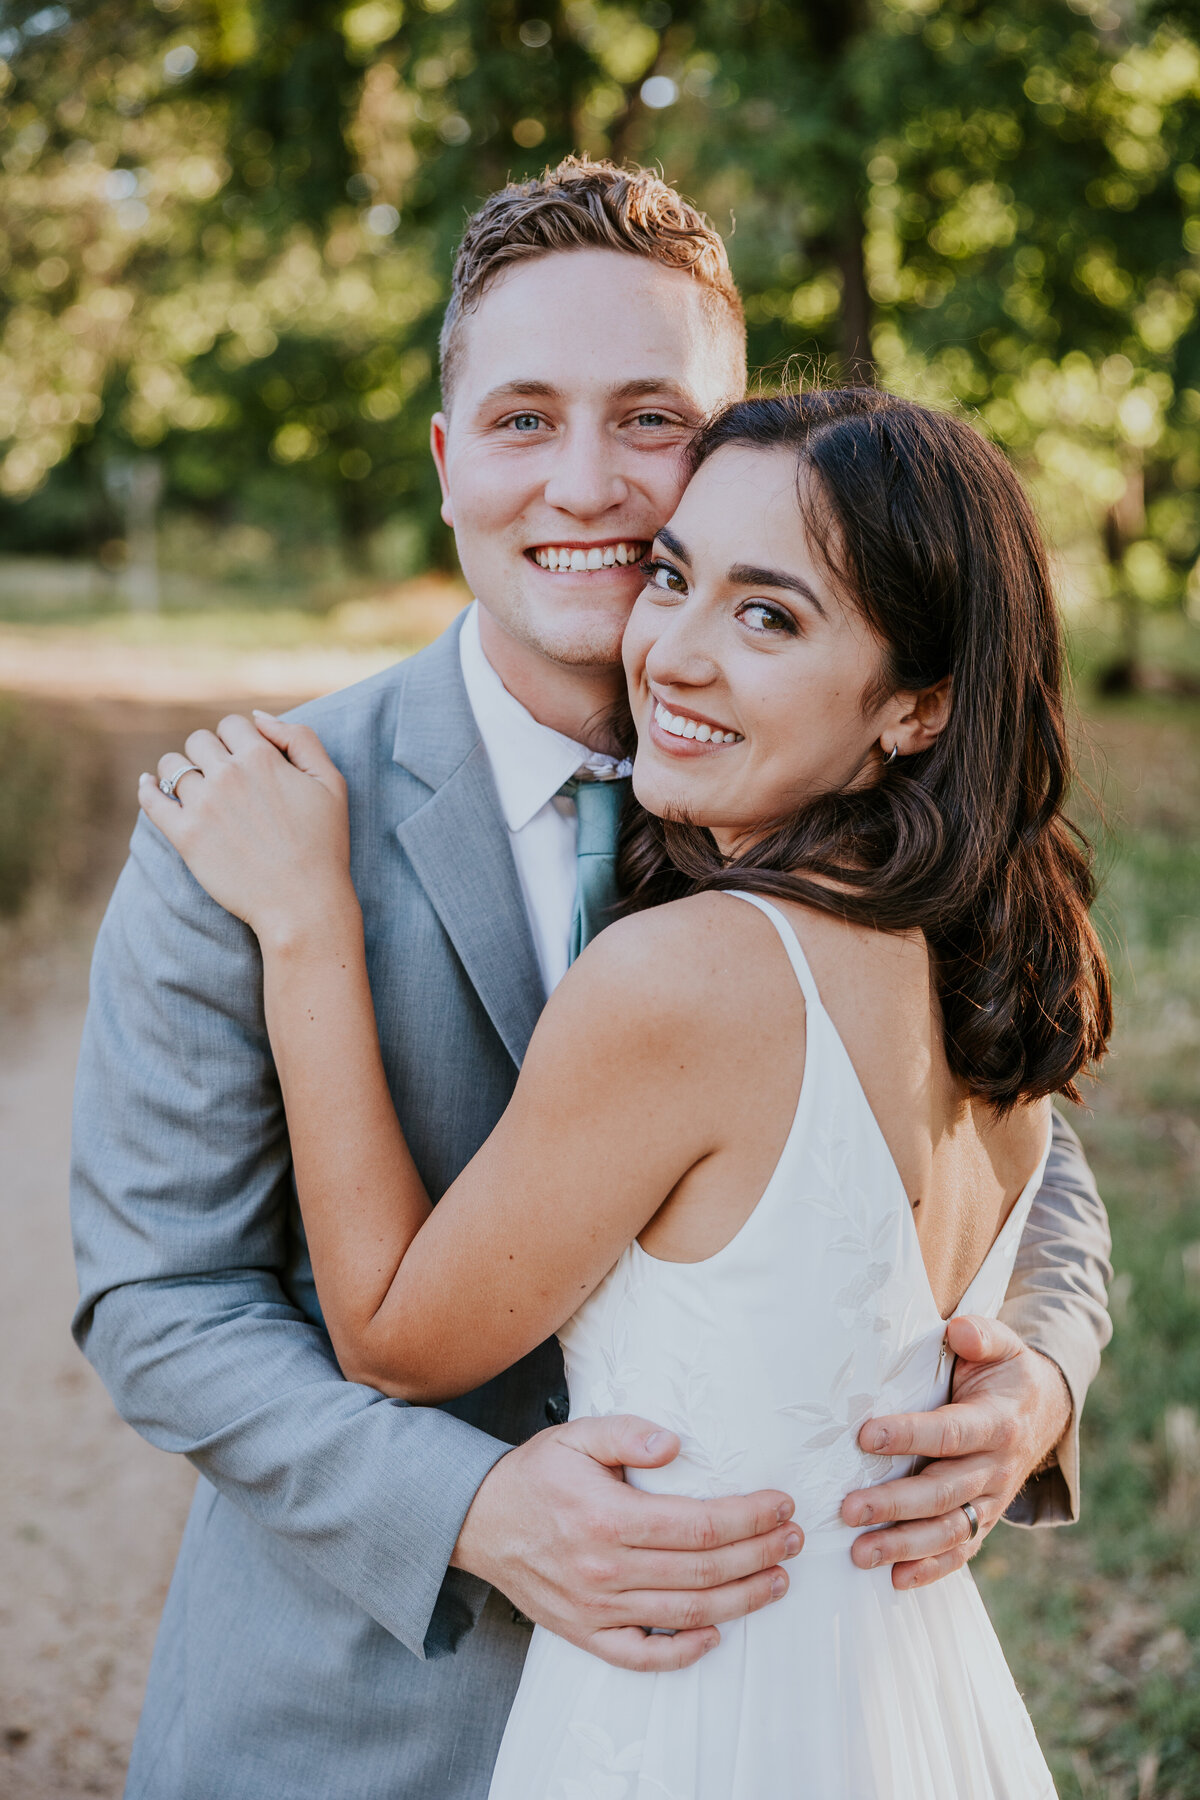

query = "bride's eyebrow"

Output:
[[655, 525, 691, 563], [727, 562, 828, 620]]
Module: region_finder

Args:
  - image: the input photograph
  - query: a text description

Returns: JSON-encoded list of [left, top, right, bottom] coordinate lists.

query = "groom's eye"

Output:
[[506, 412, 544, 432]]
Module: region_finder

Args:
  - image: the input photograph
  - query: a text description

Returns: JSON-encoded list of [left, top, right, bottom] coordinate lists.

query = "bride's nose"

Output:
[[643, 605, 721, 693]]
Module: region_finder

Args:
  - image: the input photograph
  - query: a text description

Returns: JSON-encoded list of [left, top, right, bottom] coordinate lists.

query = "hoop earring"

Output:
[[883, 744, 899, 765]]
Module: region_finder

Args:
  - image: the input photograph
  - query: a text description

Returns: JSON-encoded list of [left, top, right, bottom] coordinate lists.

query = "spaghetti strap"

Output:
[[722, 889, 824, 1015]]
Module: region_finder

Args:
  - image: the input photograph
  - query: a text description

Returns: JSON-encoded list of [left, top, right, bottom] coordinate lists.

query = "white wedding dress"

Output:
[[488, 893, 1057, 1800]]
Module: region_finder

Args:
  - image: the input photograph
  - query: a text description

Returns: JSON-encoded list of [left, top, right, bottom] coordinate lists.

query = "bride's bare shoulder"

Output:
[[557, 891, 807, 1035]]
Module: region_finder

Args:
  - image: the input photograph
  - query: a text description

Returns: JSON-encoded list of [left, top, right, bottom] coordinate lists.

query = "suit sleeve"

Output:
[[999, 1109, 1113, 1527], [71, 815, 510, 1659]]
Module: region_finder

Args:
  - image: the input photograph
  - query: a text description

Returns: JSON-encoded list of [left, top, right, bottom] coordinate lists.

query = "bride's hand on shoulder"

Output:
[[138, 711, 356, 947]]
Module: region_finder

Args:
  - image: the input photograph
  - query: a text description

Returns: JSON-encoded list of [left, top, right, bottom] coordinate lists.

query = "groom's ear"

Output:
[[430, 414, 454, 527]]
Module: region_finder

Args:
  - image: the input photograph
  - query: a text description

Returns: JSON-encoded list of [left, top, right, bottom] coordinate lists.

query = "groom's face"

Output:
[[431, 248, 743, 673]]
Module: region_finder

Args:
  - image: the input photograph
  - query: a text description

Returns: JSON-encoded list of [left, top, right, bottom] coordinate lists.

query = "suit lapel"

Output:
[[392, 620, 544, 1069]]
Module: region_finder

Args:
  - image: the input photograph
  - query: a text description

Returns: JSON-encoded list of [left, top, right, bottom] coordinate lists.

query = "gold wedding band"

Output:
[[961, 1500, 980, 1541]]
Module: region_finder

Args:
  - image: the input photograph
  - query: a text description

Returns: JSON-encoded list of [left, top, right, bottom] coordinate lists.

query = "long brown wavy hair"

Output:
[[616, 387, 1111, 1111]]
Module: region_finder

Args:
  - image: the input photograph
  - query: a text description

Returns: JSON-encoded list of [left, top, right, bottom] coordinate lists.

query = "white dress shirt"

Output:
[[459, 603, 630, 995]]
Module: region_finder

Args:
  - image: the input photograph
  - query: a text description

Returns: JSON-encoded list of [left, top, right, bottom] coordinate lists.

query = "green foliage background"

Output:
[[3, 0, 1200, 647]]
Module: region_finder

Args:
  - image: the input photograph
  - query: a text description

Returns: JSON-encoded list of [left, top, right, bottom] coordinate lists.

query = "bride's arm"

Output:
[[264, 903, 720, 1401], [139, 713, 730, 1403]]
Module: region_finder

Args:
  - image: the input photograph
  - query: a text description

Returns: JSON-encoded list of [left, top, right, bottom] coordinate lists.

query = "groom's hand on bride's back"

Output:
[[840, 1315, 1073, 1590], [451, 1414, 801, 1671]]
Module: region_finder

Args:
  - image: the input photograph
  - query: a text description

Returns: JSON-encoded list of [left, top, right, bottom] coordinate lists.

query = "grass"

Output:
[[0, 695, 109, 919], [975, 694, 1200, 1800]]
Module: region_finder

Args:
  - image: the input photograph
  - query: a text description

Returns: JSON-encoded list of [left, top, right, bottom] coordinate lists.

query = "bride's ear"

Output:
[[886, 677, 952, 759]]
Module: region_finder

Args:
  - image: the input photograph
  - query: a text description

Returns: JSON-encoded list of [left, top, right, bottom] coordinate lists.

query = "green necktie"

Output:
[[560, 775, 630, 963]]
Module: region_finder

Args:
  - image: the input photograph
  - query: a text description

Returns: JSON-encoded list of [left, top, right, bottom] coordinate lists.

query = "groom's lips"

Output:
[[525, 539, 649, 573]]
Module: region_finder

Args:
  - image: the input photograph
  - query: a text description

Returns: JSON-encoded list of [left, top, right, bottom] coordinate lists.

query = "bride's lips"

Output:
[[646, 690, 744, 755]]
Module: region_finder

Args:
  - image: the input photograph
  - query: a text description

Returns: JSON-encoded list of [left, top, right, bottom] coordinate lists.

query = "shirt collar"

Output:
[[459, 602, 597, 833]]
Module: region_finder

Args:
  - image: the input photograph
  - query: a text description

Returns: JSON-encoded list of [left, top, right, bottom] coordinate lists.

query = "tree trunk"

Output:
[[807, 0, 873, 384], [1097, 459, 1146, 693], [835, 221, 874, 384]]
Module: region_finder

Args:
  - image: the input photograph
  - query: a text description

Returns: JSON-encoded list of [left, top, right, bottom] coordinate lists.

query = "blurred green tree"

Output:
[[0, 0, 1198, 673]]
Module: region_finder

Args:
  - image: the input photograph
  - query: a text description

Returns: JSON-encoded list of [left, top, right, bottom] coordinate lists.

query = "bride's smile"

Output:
[[623, 443, 949, 856]]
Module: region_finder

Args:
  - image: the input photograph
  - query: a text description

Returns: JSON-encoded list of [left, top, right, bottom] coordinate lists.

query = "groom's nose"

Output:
[[541, 423, 629, 518]]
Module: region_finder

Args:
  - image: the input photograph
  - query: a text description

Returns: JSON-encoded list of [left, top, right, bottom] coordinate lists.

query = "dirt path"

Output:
[[0, 980, 195, 1799], [0, 699, 304, 1800]]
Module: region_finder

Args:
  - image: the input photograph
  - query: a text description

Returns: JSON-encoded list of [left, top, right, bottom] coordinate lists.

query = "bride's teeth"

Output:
[[695, 722, 711, 742], [682, 719, 697, 738], [616, 543, 629, 564], [602, 546, 616, 566], [546, 548, 559, 570], [586, 547, 603, 570], [570, 549, 587, 571]]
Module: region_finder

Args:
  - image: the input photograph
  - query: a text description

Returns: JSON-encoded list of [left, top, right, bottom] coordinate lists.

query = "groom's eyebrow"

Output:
[[728, 563, 828, 618], [476, 377, 700, 408], [477, 380, 559, 406], [608, 378, 700, 405]]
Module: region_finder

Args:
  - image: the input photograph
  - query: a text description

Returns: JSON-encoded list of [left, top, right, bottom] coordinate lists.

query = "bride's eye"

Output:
[[737, 600, 797, 635], [641, 557, 688, 595]]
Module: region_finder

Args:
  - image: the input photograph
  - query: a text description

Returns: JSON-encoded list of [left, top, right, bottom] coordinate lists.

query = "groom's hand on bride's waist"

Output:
[[839, 1315, 1073, 1590], [450, 1414, 801, 1671]]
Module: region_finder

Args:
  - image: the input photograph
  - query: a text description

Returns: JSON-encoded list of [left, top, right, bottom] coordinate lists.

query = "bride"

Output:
[[139, 387, 1109, 1797]]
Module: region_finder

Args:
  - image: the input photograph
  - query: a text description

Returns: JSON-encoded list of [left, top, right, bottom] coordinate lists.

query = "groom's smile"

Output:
[[527, 539, 650, 572], [429, 247, 744, 721]]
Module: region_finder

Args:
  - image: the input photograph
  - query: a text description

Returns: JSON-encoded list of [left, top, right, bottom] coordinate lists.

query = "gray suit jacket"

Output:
[[71, 617, 1112, 1799]]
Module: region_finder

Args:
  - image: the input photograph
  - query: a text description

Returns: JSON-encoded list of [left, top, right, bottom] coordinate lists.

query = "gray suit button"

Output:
[[545, 1394, 570, 1426]]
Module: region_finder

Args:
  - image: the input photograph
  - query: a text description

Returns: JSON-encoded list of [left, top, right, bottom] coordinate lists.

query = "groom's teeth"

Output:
[[531, 541, 645, 571]]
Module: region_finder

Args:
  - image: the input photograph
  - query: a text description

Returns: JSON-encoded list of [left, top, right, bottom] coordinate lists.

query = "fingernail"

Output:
[[864, 1427, 888, 1452], [784, 1532, 802, 1558], [856, 1504, 874, 1525], [776, 1501, 793, 1523], [770, 1573, 787, 1598], [644, 1430, 670, 1454], [252, 708, 277, 720], [138, 772, 153, 784], [869, 1549, 882, 1568]]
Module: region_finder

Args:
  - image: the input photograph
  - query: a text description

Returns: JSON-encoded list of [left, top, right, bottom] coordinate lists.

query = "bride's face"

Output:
[[623, 445, 910, 853]]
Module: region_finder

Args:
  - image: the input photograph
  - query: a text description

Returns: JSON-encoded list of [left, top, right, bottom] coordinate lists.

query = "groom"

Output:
[[72, 158, 1111, 1798]]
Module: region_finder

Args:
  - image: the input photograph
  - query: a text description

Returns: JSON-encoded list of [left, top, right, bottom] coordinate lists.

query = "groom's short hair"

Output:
[[439, 156, 746, 403]]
